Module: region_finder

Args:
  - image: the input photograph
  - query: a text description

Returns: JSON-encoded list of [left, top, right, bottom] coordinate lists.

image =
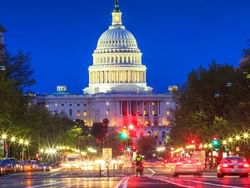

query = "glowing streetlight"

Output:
[[1, 133, 7, 140], [24, 140, 29, 146], [10, 136, 16, 142], [235, 135, 240, 141], [222, 140, 227, 145], [81, 151, 87, 156], [156, 146, 166, 152], [19, 138, 24, 145], [87, 147, 97, 153], [243, 133, 249, 139], [228, 137, 233, 143]]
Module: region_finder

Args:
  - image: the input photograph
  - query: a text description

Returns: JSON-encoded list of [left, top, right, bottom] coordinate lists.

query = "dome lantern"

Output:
[[111, 0, 122, 27]]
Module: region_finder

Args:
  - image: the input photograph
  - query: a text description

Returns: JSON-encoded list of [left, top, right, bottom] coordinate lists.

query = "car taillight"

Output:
[[244, 164, 249, 168], [222, 164, 228, 167]]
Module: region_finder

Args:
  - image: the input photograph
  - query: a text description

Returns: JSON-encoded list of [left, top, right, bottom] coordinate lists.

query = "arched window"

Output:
[[69, 109, 73, 116]]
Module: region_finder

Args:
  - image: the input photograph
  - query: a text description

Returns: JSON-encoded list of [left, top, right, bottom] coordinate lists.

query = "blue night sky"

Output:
[[1, 0, 250, 94]]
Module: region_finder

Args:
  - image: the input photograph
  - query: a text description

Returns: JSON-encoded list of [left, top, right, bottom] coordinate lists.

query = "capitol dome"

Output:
[[83, 1, 152, 94], [96, 28, 140, 52]]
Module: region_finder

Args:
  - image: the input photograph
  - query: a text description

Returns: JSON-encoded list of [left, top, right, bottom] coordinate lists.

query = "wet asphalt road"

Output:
[[1, 168, 250, 188]]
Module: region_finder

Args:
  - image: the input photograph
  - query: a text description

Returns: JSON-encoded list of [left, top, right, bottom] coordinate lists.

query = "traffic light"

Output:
[[212, 138, 220, 151], [212, 139, 219, 147], [132, 145, 137, 151], [119, 127, 129, 140], [126, 146, 131, 152], [120, 146, 124, 152], [128, 124, 134, 130]]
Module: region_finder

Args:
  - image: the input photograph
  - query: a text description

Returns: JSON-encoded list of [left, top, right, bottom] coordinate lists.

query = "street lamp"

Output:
[[24, 140, 29, 146], [10, 136, 16, 142], [1, 133, 8, 158], [235, 135, 240, 141], [243, 133, 249, 139], [19, 139, 24, 145], [156, 146, 166, 152], [19, 139, 24, 160], [87, 147, 97, 153]]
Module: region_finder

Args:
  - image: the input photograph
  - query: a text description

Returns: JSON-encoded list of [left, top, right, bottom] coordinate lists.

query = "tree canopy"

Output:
[[170, 52, 250, 146]]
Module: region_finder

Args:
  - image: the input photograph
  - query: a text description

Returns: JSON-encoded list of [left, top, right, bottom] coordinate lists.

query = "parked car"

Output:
[[0, 158, 18, 172], [217, 156, 250, 178], [22, 160, 39, 171], [38, 162, 52, 171]]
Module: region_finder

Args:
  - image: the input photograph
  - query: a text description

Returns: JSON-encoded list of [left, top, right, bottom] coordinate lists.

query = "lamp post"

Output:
[[24, 140, 30, 160], [10, 136, 16, 158], [19, 139, 24, 160], [1, 133, 7, 158]]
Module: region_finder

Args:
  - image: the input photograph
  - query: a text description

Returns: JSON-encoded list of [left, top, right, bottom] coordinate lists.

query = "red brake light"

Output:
[[222, 164, 228, 167]]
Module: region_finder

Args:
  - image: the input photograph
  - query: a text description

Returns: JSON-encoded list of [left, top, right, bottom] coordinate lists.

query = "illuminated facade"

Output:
[[34, 1, 174, 145], [84, 2, 151, 94]]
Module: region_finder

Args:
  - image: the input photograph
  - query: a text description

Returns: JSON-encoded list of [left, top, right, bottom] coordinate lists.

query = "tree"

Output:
[[137, 136, 157, 159], [91, 122, 106, 146], [4, 51, 35, 91], [169, 61, 241, 146]]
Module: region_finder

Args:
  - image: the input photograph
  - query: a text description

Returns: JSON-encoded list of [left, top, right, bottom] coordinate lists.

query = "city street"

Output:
[[1, 168, 250, 188]]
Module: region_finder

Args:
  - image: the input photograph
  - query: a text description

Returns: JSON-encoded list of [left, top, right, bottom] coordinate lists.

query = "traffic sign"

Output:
[[102, 148, 112, 160]]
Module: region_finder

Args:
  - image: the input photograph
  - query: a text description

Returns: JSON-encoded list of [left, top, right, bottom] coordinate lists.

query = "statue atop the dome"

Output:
[[114, 0, 120, 12]]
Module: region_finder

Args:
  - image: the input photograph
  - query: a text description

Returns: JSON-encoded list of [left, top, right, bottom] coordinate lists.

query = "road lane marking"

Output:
[[29, 181, 64, 188], [114, 176, 129, 188], [147, 168, 156, 176], [161, 176, 244, 188], [51, 167, 63, 172], [149, 176, 194, 188], [181, 179, 243, 188]]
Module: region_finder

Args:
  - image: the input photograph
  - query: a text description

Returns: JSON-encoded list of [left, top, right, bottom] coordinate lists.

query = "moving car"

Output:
[[61, 153, 82, 170], [173, 158, 203, 177], [217, 156, 249, 178]]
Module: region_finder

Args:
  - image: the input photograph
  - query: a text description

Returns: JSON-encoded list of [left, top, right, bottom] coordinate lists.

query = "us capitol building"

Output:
[[34, 1, 175, 145]]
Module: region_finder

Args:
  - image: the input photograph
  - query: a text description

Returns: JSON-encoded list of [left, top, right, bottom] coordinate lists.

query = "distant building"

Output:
[[33, 2, 175, 145]]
